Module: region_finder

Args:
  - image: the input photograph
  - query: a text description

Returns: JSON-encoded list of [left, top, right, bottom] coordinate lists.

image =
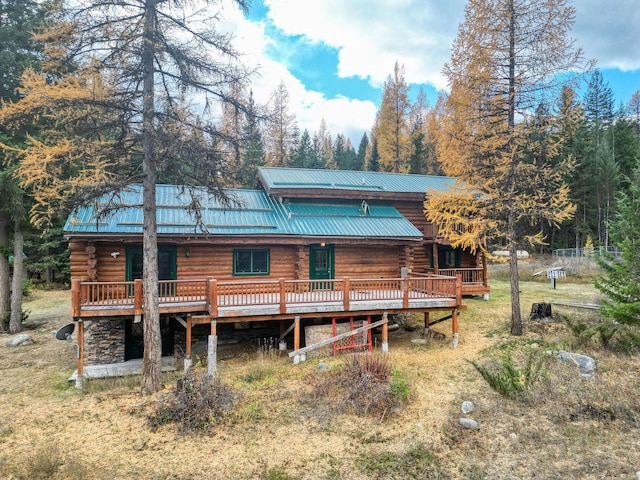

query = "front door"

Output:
[[310, 244, 334, 289], [126, 245, 177, 282]]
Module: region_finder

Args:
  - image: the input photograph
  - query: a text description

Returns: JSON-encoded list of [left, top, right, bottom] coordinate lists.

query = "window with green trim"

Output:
[[233, 249, 270, 276]]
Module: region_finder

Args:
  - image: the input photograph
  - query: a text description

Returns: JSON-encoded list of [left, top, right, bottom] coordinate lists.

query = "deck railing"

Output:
[[71, 274, 462, 319], [422, 267, 486, 285]]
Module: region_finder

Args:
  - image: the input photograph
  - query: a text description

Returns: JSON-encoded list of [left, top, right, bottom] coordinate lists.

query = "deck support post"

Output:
[[184, 315, 193, 372], [293, 315, 301, 352], [452, 308, 459, 348], [381, 312, 389, 353], [75, 319, 84, 389], [208, 334, 217, 378], [424, 312, 430, 335], [211, 318, 217, 337]]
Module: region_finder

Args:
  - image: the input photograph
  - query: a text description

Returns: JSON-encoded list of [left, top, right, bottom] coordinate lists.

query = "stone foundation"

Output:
[[83, 318, 126, 365]]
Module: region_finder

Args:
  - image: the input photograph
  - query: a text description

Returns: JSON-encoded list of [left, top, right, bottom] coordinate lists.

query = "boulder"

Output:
[[5, 333, 34, 347], [461, 401, 475, 414], [557, 351, 596, 378], [458, 418, 480, 430]]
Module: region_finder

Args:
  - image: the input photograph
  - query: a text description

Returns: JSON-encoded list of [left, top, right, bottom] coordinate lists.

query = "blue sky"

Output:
[[221, 0, 640, 145]]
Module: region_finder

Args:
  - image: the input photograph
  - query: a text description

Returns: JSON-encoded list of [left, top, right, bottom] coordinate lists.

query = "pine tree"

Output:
[[371, 62, 411, 173], [291, 129, 314, 168], [595, 164, 640, 326], [236, 91, 265, 188], [427, 0, 584, 335], [354, 133, 368, 171], [313, 119, 334, 169], [367, 137, 380, 172]]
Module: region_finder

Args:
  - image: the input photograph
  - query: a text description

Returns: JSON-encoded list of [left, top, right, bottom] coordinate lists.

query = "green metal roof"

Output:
[[257, 167, 456, 196], [63, 184, 423, 240]]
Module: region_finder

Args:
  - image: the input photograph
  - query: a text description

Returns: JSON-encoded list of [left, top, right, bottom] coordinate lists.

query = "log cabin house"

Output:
[[64, 167, 489, 378]]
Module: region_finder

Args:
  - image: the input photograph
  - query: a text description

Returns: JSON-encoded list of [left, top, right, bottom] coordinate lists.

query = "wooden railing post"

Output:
[[133, 279, 143, 322], [207, 277, 218, 317], [343, 277, 350, 311], [403, 277, 410, 309], [71, 278, 81, 318], [456, 275, 462, 305], [279, 279, 286, 314]]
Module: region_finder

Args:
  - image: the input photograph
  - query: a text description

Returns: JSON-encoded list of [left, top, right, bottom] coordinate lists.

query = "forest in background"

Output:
[[0, 1, 638, 299]]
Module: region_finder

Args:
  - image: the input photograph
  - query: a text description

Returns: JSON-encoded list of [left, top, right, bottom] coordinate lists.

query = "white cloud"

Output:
[[217, 0, 639, 146], [572, 0, 640, 71], [264, 0, 465, 90]]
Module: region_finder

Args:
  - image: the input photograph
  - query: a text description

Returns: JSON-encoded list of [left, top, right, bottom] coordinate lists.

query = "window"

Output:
[[233, 249, 270, 276]]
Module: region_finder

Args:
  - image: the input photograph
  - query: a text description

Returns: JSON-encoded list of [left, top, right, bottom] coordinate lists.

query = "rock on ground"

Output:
[[459, 418, 480, 430], [5, 333, 34, 347], [557, 351, 596, 378]]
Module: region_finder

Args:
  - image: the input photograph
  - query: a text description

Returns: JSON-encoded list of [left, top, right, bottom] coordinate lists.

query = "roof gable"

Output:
[[257, 167, 456, 200]]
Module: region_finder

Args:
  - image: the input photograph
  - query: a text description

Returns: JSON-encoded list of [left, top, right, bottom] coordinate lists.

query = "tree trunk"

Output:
[[506, 0, 522, 336], [508, 209, 522, 335], [0, 212, 10, 330], [140, 0, 162, 395], [9, 221, 24, 334]]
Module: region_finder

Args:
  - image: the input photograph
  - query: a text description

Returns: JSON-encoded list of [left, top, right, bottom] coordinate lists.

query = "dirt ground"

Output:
[[0, 279, 638, 479]]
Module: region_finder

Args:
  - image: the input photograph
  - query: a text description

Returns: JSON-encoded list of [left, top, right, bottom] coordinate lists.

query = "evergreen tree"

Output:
[[291, 129, 314, 168], [408, 88, 431, 175], [313, 119, 334, 169], [584, 69, 614, 148], [354, 133, 368, 171], [595, 164, 640, 326], [367, 137, 380, 172], [627, 90, 640, 151], [333, 134, 356, 170], [371, 61, 411, 173], [236, 91, 265, 188]]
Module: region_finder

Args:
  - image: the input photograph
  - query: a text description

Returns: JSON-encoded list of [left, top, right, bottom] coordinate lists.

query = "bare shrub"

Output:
[[23, 443, 64, 479], [149, 370, 235, 433], [308, 353, 408, 418]]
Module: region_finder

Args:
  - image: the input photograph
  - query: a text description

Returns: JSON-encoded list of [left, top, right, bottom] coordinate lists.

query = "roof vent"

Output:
[[360, 200, 370, 216]]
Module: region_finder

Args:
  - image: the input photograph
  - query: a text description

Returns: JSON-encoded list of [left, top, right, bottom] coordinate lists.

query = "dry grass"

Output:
[[0, 279, 638, 479]]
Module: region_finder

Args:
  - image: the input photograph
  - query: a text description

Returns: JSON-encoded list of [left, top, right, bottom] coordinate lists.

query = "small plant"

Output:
[[563, 315, 597, 347], [261, 466, 294, 480], [23, 443, 64, 479], [356, 443, 443, 479], [390, 368, 410, 403], [468, 349, 545, 399], [149, 371, 235, 432]]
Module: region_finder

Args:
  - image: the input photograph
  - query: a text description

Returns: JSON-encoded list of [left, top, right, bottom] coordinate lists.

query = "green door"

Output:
[[310, 244, 334, 289], [126, 245, 177, 281]]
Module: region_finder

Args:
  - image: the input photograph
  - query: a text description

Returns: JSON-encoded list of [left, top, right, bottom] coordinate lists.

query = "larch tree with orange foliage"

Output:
[[425, 0, 588, 335], [0, 0, 253, 393]]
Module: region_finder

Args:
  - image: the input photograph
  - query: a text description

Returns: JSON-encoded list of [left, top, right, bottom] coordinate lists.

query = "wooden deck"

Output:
[[71, 275, 464, 321]]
